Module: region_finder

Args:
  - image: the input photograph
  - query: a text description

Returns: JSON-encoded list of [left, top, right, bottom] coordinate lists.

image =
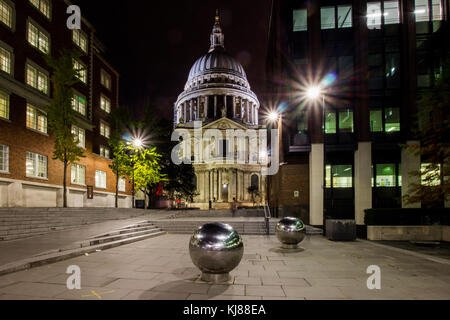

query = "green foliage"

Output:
[[247, 186, 261, 206], [45, 49, 85, 207], [130, 147, 164, 196], [164, 162, 198, 203], [403, 58, 450, 207]]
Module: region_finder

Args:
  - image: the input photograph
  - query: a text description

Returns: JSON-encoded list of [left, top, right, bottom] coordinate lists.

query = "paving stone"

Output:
[[208, 284, 245, 296], [122, 290, 189, 300], [261, 277, 310, 287], [282, 286, 346, 299], [234, 276, 262, 285], [187, 294, 262, 300], [55, 286, 132, 300], [246, 285, 285, 297], [0, 282, 67, 298], [105, 278, 161, 290]]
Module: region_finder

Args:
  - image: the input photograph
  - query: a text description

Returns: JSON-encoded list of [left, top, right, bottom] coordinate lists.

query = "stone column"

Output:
[[232, 96, 236, 118], [401, 140, 421, 208], [197, 97, 200, 119], [354, 142, 372, 226], [309, 144, 324, 226], [190, 100, 193, 121], [209, 170, 213, 201], [218, 169, 222, 201], [183, 102, 187, 122], [214, 95, 217, 117], [246, 101, 249, 123], [213, 169, 217, 201], [205, 96, 209, 118], [255, 107, 258, 125]]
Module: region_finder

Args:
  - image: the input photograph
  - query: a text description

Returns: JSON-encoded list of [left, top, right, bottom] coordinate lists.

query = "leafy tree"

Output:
[[403, 59, 450, 207], [45, 50, 85, 208], [247, 186, 261, 207], [165, 162, 198, 205], [130, 147, 164, 209]]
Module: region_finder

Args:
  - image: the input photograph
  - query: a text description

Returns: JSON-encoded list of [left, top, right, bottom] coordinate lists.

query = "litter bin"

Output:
[[325, 219, 356, 241], [135, 200, 145, 209]]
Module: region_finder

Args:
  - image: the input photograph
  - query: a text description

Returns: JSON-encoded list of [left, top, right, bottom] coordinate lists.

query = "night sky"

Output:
[[72, 0, 272, 120]]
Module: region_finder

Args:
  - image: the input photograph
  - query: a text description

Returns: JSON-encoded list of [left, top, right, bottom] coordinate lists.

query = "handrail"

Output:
[[263, 204, 271, 235]]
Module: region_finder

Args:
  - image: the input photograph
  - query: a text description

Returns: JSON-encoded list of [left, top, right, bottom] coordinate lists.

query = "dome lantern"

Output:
[[209, 9, 225, 52]]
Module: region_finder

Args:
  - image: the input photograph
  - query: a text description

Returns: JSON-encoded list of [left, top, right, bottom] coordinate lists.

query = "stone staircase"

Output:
[[0, 208, 151, 241], [151, 219, 323, 236]]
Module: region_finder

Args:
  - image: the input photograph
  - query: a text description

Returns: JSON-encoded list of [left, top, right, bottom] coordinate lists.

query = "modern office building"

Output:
[[266, 0, 449, 234], [0, 0, 131, 207], [173, 12, 267, 210]]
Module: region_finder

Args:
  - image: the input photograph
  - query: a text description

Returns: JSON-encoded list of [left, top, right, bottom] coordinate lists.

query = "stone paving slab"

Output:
[[0, 233, 449, 300]]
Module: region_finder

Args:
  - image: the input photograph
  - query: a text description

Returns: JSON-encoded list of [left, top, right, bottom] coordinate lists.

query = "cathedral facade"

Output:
[[173, 12, 267, 210]]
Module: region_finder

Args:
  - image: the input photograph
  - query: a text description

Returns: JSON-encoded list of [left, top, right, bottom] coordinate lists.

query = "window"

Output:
[[338, 5, 352, 28], [421, 163, 441, 186], [71, 163, 85, 185], [26, 104, 47, 134], [325, 110, 337, 134], [338, 56, 354, 79], [27, 20, 50, 53], [321, 7, 335, 29], [293, 9, 307, 32], [385, 53, 400, 88], [376, 164, 396, 186], [101, 70, 111, 89], [325, 165, 353, 188], [29, 0, 50, 19], [431, 0, 443, 21], [385, 107, 400, 132], [26, 151, 47, 179], [100, 122, 110, 138], [0, 90, 9, 120], [26, 62, 49, 94], [72, 29, 87, 53], [415, 0, 442, 22], [100, 145, 110, 159], [72, 93, 86, 116], [0, 144, 9, 172], [100, 95, 111, 113], [0, 45, 12, 74], [251, 174, 259, 191], [73, 59, 87, 84], [118, 177, 126, 192], [0, 0, 13, 28], [338, 109, 354, 133], [367, 2, 382, 29], [95, 170, 106, 189], [71, 125, 85, 148], [370, 109, 383, 132], [384, 1, 400, 24]]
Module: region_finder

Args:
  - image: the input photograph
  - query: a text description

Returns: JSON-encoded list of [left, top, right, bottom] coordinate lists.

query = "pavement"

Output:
[[0, 233, 449, 300], [0, 211, 166, 266]]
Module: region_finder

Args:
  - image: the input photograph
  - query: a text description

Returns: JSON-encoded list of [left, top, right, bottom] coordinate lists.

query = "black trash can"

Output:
[[325, 219, 356, 241]]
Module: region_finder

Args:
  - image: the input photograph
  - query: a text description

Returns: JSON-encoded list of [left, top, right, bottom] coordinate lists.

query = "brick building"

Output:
[[266, 0, 449, 234], [0, 0, 132, 207]]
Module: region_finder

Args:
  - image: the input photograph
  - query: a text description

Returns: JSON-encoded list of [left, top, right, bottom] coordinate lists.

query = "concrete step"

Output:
[[89, 225, 159, 239], [82, 228, 162, 246]]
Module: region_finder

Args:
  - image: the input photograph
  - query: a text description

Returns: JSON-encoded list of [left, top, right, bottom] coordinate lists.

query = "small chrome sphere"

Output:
[[276, 217, 306, 249], [189, 222, 244, 283]]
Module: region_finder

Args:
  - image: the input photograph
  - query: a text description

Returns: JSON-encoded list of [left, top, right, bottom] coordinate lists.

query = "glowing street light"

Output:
[[132, 138, 143, 149], [306, 86, 322, 101], [268, 111, 279, 122]]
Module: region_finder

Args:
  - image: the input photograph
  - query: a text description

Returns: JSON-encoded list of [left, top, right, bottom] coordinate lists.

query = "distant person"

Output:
[[231, 198, 237, 217]]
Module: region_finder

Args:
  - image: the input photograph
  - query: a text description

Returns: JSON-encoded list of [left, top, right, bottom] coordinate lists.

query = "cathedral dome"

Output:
[[187, 49, 247, 83]]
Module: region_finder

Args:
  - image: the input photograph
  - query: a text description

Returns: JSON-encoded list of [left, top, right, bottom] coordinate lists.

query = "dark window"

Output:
[[251, 174, 259, 190]]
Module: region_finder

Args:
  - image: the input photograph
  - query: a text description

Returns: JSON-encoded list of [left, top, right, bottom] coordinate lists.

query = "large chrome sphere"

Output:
[[276, 217, 306, 249], [189, 222, 244, 283]]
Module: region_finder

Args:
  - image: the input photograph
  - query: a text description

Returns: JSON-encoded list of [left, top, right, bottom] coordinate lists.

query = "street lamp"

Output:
[[130, 137, 144, 209]]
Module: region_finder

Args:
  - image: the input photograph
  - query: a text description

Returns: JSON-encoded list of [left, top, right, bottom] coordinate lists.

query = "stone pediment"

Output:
[[202, 117, 248, 130]]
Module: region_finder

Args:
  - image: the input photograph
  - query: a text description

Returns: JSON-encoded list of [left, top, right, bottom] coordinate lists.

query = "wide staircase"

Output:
[[0, 208, 151, 241]]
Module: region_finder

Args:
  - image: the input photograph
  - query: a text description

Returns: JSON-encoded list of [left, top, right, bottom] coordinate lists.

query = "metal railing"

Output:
[[263, 204, 271, 236]]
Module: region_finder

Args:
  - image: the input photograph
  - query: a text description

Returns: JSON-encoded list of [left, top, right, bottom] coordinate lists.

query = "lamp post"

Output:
[[306, 86, 327, 227], [130, 137, 143, 209], [266, 111, 282, 218]]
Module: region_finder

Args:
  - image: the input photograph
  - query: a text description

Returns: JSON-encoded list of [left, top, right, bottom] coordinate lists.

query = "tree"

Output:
[[45, 50, 85, 208], [131, 147, 164, 209], [165, 162, 198, 205], [403, 59, 450, 207]]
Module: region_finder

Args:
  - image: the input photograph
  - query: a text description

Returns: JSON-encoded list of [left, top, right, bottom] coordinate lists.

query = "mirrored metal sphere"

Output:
[[276, 217, 306, 248], [189, 222, 244, 282]]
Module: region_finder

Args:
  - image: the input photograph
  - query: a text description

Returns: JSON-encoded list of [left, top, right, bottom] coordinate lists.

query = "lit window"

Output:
[[384, 1, 400, 24], [26, 151, 47, 179], [415, 0, 429, 22], [339, 109, 354, 133], [100, 95, 111, 113], [370, 109, 383, 132], [72, 93, 86, 116], [100, 122, 110, 138], [26, 104, 47, 134], [0, 144, 9, 172], [325, 110, 337, 134], [0, 0, 13, 28], [118, 177, 126, 192], [95, 170, 107, 189], [73, 59, 87, 84], [385, 107, 400, 132], [421, 163, 441, 186], [431, 0, 443, 21], [0, 46, 12, 74], [71, 163, 85, 185], [100, 145, 110, 159], [376, 164, 396, 187], [325, 165, 353, 188], [29, 0, 50, 19], [367, 2, 382, 29], [321, 7, 335, 29], [26, 62, 49, 94], [27, 20, 50, 53], [0, 90, 9, 119], [338, 5, 352, 28], [293, 9, 307, 32], [101, 70, 111, 89], [71, 125, 85, 148], [72, 29, 88, 53]]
